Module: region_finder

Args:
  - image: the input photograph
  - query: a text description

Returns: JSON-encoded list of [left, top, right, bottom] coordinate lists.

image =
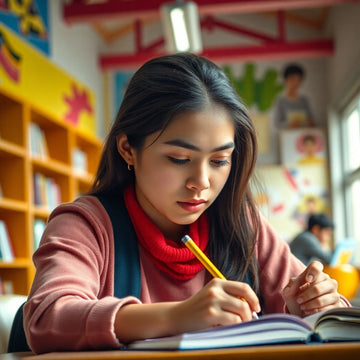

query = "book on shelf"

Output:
[[127, 307, 360, 350], [0, 277, 14, 295], [33, 219, 46, 250], [72, 148, 88, 175], [29, 122, 48, 158], [33, 173, 61, 211], [0, 220, 14, 262]]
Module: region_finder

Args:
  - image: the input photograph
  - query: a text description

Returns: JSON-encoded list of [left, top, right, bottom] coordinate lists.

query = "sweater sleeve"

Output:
[[256, 214, 306, 314], [23, 197, 141, 354]]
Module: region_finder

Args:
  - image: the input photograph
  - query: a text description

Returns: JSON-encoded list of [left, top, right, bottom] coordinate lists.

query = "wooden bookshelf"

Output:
[[0, 88, 103, 295]]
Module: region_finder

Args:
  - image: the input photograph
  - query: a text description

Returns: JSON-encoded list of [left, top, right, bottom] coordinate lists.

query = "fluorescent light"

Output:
[[161, 1, 203, 53], [170, 8, 190, 52]]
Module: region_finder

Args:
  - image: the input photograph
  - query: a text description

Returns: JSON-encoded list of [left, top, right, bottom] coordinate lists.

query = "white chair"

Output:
[[0, 295, 27, 354]]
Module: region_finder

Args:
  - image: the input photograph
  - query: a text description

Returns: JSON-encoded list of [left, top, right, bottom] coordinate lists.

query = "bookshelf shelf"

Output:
[[0, 140, 26, 157], [74, 171, 96, 185], [0, 258, 31, 269], [31, 157, 71, 175], [0, 199, 28, 212], [0, 89, 102, 295]]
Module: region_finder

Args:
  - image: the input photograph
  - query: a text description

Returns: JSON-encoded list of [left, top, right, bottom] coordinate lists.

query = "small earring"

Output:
[[127, 164, 133, 171]]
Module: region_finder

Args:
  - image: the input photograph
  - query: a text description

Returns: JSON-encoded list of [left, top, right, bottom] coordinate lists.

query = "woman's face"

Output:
[[130, 104, 235, 239]]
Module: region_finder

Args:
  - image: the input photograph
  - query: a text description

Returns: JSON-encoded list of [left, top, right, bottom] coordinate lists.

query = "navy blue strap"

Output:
[[7, 303, 30, 352], [97, 193, 141, 298]]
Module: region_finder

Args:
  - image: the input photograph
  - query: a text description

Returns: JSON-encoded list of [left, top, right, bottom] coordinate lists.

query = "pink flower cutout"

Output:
[[63, 83, 93, 125]]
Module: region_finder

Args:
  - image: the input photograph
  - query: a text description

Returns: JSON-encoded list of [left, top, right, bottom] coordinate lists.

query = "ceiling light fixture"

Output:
[[160, 0, 202, 54]]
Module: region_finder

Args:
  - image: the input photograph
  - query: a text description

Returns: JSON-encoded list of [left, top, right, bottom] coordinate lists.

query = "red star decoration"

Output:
[[63, 83, 93, 125]]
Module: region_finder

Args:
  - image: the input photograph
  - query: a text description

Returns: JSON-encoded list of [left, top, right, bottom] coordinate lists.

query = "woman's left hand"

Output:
[[282, 261, 347, 317]]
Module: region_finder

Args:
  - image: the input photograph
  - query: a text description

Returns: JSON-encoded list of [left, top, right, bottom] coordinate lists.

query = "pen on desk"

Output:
[[181, 235, 259, 320]]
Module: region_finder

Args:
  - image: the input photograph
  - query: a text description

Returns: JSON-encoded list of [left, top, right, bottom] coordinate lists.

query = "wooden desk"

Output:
[[1, 342, 360, 360]]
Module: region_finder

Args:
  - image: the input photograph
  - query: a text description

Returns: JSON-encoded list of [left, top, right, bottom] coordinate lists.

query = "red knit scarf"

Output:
[[124, 185, 209, 280]]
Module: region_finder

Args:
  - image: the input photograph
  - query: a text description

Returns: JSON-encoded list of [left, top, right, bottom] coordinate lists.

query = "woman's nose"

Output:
[[186, 163, 210, 190]]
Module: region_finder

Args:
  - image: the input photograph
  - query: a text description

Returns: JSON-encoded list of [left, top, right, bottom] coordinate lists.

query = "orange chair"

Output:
[[323, 264, 360, 300]]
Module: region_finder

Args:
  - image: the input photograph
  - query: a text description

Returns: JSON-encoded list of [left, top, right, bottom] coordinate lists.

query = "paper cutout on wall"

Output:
[[63, 83, 93, 126], [0, 0, 49, 55], [222, 62, 283, 155], [223, 63, 283, 112], [0, 27, 21, 82]]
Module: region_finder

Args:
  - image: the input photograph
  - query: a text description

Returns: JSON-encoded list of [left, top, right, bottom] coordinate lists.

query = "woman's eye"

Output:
[[168, 156, 189, 165], [212, 159, 230, 167]]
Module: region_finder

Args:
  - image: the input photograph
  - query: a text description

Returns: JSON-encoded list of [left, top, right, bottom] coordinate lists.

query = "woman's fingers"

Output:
[[303, 261, 325, 284], [223, 280, 261, 314], [283, 261, 344, 317], [179, 278, 260, 329], [296, 276, 341, 315], [283, 261, 324, 297]]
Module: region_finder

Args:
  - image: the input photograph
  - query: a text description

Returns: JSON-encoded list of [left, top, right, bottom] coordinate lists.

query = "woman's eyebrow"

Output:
[[163, 139, 235, 152]]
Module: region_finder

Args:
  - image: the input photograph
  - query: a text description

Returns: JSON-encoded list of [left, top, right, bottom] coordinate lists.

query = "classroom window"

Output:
[[349, 180, 360, 240], [345, 107, 360, 171], [341, 95, 360, 240]]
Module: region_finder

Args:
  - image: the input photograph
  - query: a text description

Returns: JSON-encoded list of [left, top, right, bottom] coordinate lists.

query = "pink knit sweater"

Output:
[[24, 195, 306, 353]]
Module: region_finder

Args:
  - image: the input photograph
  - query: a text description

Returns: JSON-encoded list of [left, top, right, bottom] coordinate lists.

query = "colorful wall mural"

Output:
[[0, 23, 96, 136]]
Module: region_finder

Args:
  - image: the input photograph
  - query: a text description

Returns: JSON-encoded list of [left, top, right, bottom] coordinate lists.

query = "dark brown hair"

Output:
[[90, 53, 260, 293]]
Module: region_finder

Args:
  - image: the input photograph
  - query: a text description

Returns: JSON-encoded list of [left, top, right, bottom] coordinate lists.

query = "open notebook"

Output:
[[126, 307, 360, 350]]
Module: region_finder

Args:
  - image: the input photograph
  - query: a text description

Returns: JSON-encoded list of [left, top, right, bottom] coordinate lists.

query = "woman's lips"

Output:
[[177, 200, 206, 212]]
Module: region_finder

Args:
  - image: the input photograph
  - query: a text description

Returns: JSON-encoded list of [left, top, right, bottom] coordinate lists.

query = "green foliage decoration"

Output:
[[223, 63, 283, 112]]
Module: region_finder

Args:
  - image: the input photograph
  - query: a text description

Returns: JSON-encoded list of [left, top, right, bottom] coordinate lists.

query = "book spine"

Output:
[[0, 220, 14, 262], [33, 219, 46, 251], [29, 123, 48, 158]]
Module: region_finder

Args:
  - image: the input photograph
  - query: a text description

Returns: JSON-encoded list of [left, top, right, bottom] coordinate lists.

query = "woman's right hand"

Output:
[[115, 278, 260, 344], [170, 278, 261, 334]]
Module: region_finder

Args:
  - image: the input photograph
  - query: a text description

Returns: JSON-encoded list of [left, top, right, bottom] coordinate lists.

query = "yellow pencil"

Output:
[[181, 235, 258, 319]]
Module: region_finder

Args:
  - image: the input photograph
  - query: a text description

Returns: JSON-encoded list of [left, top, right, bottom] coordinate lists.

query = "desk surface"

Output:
[[1, 342, 360, 360]]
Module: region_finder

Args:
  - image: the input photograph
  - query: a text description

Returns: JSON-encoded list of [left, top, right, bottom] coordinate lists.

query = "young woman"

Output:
[[24, 53, 348, 354]]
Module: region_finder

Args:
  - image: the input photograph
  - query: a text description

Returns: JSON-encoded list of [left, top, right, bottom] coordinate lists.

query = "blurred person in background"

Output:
[[290, 214, 334, 266]]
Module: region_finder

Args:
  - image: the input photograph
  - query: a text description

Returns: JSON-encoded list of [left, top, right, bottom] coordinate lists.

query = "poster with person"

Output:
[[280, 127, 327, 167], [273, 63, 315, 129]]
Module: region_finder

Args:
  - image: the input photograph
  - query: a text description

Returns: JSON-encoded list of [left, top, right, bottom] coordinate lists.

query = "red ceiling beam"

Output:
[[202, 38, 334, 62], [100, 50, 167, 70], [99, 38, 334, 70], [202, 16, 279, 42], [63, 0, 358, 23]]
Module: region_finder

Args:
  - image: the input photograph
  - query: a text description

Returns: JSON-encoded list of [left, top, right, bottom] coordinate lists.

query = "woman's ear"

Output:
[[116, 133, 135, 166]]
